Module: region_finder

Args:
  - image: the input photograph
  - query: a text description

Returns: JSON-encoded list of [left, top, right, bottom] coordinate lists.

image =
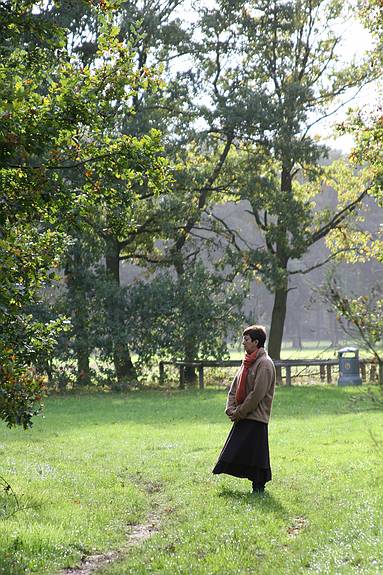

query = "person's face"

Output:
[[242, 334, 258, 354]]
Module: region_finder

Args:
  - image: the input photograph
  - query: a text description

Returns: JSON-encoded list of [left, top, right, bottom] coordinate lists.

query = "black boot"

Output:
[[252, 481, 265, 493]]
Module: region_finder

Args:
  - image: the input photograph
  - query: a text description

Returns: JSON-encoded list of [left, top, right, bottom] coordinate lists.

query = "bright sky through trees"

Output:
[[172, 1, 378, 154], [316, 18, 378, 152]]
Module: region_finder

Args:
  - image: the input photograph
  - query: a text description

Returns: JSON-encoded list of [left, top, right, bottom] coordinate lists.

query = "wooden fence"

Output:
[[159, 358, 379, 388]]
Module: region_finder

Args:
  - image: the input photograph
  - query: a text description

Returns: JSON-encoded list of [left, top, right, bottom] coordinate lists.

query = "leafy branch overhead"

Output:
[[0, 1, 172, 422]]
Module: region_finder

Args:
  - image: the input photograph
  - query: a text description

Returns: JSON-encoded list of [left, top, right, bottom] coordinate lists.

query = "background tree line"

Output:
[[1, 0, 383, 427]]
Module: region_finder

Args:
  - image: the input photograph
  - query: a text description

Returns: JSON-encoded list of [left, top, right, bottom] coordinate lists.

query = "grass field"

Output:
[[1, 385, 382, 575], [229, 341, 378, 361]]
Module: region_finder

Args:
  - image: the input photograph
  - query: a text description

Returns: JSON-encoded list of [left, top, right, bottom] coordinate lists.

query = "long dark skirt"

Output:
[[212, 419, 271, 485]]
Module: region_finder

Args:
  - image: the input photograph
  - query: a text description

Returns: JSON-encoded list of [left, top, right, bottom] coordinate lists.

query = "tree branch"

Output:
[[288, 248, 355, 276], [309, 187, 370, 245], [208, 211, 250, 253], [172, 134, 234, 254], [7, 150, 146, 172], [302, 84, 364, 137]]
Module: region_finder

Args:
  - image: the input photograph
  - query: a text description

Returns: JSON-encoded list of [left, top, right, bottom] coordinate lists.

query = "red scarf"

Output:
[[235, 350, 258, 404]]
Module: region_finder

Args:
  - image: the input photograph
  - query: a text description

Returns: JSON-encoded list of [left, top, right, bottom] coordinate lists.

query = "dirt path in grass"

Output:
[[62, 512, 161, 575]]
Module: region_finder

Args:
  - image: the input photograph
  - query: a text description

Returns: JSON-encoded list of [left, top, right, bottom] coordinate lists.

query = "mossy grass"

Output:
[[1, 386, 382, 574]]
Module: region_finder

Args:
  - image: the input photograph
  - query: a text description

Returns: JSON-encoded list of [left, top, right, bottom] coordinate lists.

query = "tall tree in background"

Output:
[[194, 0, 376, 359], [61, 233, 103, 387], [114, 2, 245, 381], [59, 1, 248, 383], [47, 0, 378, 371], [36, 1, 175, 385], [39, 0, 195, 382]]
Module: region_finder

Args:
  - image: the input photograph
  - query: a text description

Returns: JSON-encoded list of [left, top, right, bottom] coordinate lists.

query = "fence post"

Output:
[[326, 364, 332, 384], [320, 365, 325, 382], [360, 363, 366, 382], [198, 365, 204, 390], [285, 365, 292, 386], [370, 364, 376, 381]]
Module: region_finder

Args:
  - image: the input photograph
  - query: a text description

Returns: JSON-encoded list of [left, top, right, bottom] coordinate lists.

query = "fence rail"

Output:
[[159, 358, 379, 388]]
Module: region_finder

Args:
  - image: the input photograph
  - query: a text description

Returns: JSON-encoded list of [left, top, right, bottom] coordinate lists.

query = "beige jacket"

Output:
[[225, 348, 275, 424]]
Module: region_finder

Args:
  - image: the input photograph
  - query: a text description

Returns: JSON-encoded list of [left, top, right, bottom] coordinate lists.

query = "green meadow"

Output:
[[1, 386, 382, 575], [229, 342, 379, 361]]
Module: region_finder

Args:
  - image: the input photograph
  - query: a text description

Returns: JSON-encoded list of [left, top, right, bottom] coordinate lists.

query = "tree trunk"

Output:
[[77, 349, 90, 386], [113, 345, 137, 384], [268, 280, 288, 361], [65, 247, 91, 387], [45, 359, 54, 388], [183, 344, 198, 387], [174, 259, 197, 386], [292, 332, 302, 350], [183, 366, 197, 386], [73, 281, 90, 386], [105, 236, 138, 385], [292, 299, 303, 349], [268, 282, 288, 385], [267, 164, 292, 373]]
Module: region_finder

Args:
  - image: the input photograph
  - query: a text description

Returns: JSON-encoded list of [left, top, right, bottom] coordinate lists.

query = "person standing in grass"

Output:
[[213, 325, 276, 493]]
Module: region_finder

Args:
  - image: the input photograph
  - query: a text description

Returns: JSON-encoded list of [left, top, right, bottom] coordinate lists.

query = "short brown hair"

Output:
[[243, 325, 267, 348]]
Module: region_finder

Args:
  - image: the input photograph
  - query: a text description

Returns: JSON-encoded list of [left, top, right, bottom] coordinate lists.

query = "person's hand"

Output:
[[229, 410, 241, 422]]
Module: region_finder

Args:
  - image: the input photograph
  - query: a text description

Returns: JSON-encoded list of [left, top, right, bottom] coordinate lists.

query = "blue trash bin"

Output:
[[338, 347, 362, 386]]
